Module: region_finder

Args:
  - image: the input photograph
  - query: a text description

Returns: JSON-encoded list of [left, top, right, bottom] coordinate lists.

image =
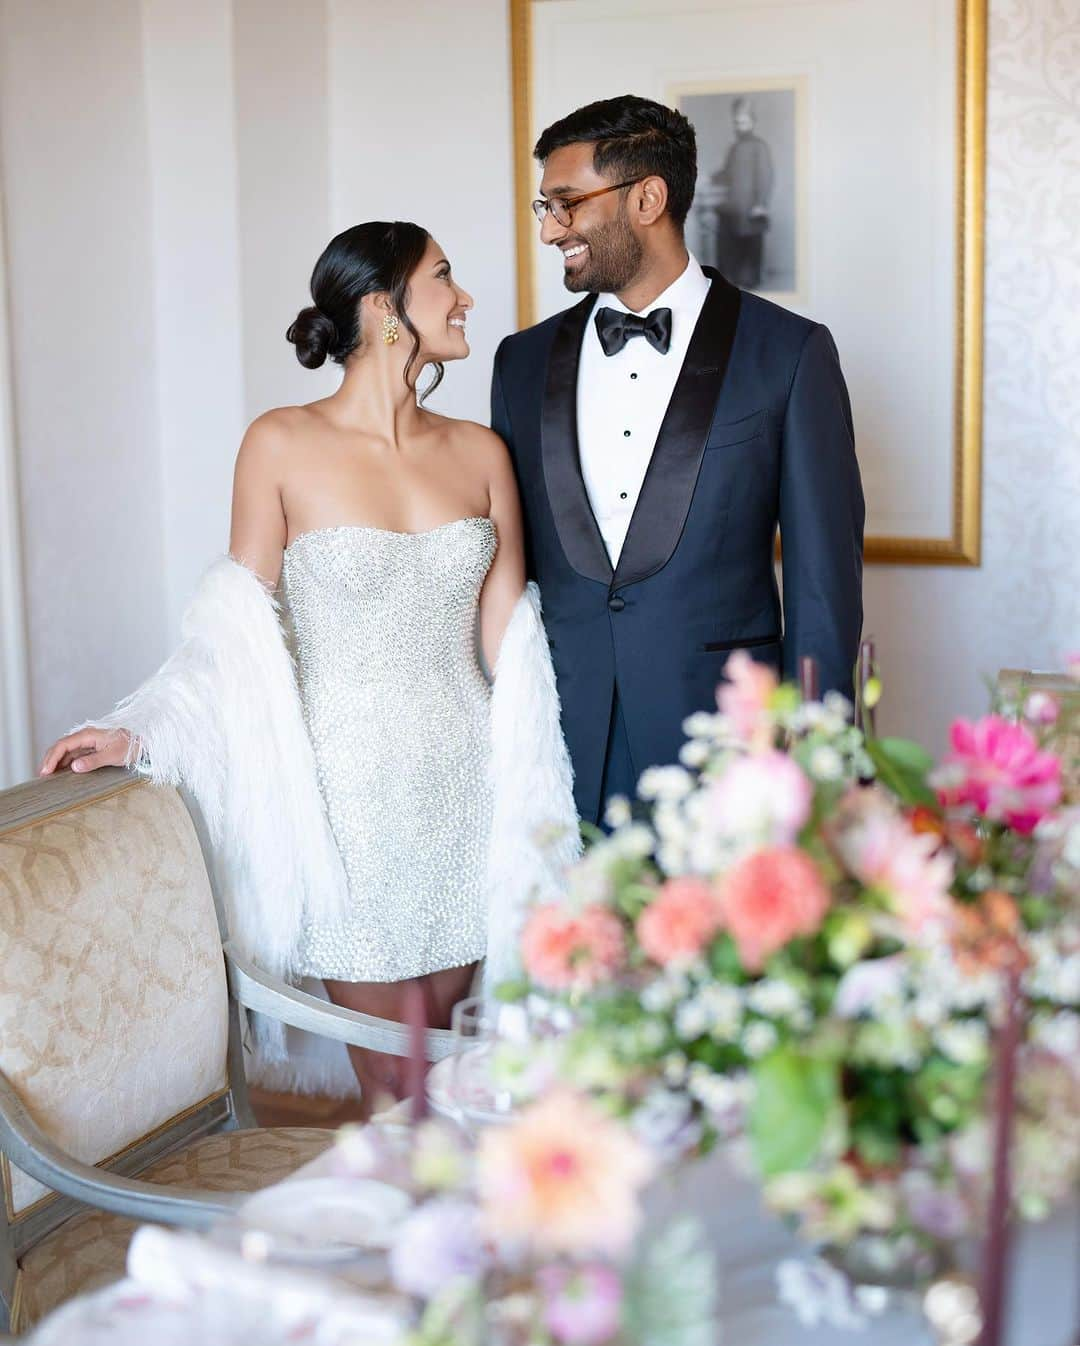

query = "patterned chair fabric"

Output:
[[13, 1127, 333, 1330], [0, 779, 231, 1217]]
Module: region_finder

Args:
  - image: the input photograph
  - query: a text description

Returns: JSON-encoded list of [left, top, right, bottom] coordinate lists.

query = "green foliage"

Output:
[[708, 932, 748, 983], [907, 1055, 987, 1142], [750, 1047, 842, 1177], [863, 736, 938, 809], [848, 1068, 908, 1167], [621, 1218, 718, 1346]]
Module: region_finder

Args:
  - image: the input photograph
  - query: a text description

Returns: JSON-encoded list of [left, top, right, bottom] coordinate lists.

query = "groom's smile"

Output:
[[560, 241, 590, 272]]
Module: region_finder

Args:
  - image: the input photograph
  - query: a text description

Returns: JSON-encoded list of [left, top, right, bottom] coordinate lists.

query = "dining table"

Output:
[[20, 1107, 1080, 1346]]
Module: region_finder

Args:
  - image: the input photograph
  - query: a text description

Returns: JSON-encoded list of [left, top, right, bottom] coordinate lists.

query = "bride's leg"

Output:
[[323, 978, 415, 1119], [323, 962, 478, 1118], [423, 961, 480, 1029]]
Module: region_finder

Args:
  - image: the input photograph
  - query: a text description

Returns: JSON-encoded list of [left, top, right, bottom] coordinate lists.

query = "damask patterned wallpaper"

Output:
[[865, 0, 1080, 748]]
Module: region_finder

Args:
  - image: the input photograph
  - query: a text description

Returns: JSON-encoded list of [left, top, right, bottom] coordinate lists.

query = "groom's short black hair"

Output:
[[534, 94, 698, 228]]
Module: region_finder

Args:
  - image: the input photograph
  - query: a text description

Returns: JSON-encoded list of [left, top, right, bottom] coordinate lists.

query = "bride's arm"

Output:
[[39, 419, 289, 775], [228, 413, 289, 587], [478, 429, 527, 676]]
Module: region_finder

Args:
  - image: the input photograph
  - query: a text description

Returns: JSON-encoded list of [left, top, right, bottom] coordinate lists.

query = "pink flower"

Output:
[[707, 750, 813, 846], [829, 788, 955, 936], [717, 649, 778, 745], [477, 1090, 653, 1257], [833, 954, 907, 1017], [936, 715, 1062, 834], [538, 1263, 623, 1345], [636, 877, 725, 967], [1066, 651, 1080, 682], [521, 903, 626, 992], [1024, 691, 1060, 726], [719, 847, 830, 971], [388, 1198, 490, 1297]]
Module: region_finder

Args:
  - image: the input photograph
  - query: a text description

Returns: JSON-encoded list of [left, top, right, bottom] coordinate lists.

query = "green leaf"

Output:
[[493, 977, 530, 1003], [864, 736, 938, 808], [749, 1047, 840, 1177], [621, 1217, 718, 1346], [852, 1119, 902, 1168], [707, 933, 747, 983], [877, 737, 934, 774]]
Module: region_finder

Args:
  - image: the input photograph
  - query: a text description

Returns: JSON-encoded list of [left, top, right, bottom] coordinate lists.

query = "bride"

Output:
[[39, 221, 578, 1111]]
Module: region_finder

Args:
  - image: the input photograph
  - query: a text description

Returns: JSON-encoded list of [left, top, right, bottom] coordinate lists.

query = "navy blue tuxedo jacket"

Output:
[[491, 269, 864, 824]]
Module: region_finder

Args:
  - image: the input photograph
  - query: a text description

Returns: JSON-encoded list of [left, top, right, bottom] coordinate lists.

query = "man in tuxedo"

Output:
[[490, 94, 864, 826]]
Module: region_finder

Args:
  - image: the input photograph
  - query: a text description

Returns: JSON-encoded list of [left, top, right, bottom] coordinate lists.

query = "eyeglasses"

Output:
[[530, 179, 641, 227]]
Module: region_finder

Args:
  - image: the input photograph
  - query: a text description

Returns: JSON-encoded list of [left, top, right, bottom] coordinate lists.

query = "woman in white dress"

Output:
[[40, 222, 577, 1111]]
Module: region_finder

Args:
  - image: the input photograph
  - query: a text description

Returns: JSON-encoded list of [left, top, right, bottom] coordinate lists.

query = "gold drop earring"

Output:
[[382, 312, 400, 345]]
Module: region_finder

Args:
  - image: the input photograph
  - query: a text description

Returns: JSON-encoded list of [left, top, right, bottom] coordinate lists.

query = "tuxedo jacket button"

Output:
[[608, 594, 625, 612]]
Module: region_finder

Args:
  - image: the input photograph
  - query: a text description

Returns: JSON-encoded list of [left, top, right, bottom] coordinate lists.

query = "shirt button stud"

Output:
[[630, 372, 638, 380], [623, 429, 631, 437], [608, 594, 626, 612], [619, 491, 628, 500]]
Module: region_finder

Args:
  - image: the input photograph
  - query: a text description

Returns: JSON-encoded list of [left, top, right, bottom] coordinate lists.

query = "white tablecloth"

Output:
[[26, 1133, 1080, 1345]]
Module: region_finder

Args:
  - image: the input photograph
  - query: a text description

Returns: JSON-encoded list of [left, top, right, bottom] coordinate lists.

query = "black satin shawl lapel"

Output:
[[540, 295, 613, 585], [612, 271, 742, 590]]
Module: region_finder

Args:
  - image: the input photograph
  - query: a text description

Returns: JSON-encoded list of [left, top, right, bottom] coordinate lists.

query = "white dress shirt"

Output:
[[577, 253, 712, 565]]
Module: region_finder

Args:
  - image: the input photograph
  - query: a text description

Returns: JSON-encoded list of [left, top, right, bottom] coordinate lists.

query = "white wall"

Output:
[[234, 0, 336, 424], [141, 0, 247, 632], [0, 181, 32, 785], [0, 0, 166, 764], [1, 0, 1077, 770], [327, 0, 516, 423]]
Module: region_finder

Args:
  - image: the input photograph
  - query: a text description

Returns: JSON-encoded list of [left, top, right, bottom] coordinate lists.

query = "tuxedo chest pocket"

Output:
[[705, 409, 769, 452]]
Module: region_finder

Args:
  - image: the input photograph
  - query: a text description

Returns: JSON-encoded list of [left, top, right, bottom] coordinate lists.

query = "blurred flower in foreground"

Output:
[[477, 1089, 653, 1257]]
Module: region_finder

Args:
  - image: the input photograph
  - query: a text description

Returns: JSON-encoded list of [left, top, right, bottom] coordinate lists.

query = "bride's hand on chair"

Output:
[[39, 727, 134, 776]]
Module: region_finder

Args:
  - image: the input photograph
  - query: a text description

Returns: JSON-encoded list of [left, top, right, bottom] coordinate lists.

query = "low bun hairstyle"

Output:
[[287, 306, 338, 370], [286, 221, 443, 401]]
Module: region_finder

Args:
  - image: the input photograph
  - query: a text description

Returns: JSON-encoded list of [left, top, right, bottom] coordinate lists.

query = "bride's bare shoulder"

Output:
[[236, 405, 327, 470], [439, 415, 510, 464]]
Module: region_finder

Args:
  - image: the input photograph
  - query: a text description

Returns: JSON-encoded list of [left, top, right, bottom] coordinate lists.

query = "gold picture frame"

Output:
[[509, 0, 987, 567]]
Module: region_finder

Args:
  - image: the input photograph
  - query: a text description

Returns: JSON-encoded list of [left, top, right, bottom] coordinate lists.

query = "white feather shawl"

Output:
[[75, 557, 579, 1096]]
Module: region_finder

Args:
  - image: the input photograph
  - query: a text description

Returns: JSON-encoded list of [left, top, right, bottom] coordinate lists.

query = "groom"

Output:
[[491, 95, 865, 826]]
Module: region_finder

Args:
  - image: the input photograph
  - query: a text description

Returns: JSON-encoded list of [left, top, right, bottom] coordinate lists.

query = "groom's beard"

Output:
[[563, 210, 643, 294]]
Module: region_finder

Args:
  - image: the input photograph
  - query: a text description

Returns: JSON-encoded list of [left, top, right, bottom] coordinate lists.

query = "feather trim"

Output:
[[485, 582, 582, 989]]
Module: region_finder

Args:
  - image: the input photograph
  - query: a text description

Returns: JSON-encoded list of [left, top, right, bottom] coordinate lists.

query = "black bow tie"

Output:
[[594, 305, 673, 357]]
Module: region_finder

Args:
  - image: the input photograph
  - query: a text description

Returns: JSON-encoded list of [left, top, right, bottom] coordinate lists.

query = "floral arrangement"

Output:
[[331, 1090, 716, 1346], [502, 653, 1080, 1305]]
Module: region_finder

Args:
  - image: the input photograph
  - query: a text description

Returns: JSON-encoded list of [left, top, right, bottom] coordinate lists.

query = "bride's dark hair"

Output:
[[286, 221, 443, 401]]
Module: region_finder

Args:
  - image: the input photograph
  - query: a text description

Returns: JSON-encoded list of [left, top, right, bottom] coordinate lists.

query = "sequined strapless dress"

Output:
[[281, 517, 497, 982]]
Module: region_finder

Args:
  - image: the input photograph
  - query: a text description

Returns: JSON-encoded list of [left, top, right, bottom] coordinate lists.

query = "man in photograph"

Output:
[[491, 94, 864, 826], [713, 97, 774, 289]]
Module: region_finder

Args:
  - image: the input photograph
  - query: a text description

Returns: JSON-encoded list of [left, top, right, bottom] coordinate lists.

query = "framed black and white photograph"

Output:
[[675, 80, 805, 303], [511, 0, 986, 565]]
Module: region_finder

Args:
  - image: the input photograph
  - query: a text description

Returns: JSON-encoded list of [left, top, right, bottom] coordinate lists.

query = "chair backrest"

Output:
[[0, 769, 242, 1244], [998, 669, 1080, 793]]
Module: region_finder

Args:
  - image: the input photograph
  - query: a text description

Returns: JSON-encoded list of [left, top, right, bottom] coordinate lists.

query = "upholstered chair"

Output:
[[0, 768, 453, 1333], [998, 669, 1080, 793]]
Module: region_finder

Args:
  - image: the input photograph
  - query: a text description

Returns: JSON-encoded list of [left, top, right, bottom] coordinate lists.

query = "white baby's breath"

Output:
[[809, 745, 844, 782], [603, 795, 632, 830], [934, 1019, 989, 1066], [679, 739, 711, 769], [638, 765, 695, 801], [742, 1020, 779, 1058], [747, 979, 804, 1020], [675, 1000, 710, 1041]]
